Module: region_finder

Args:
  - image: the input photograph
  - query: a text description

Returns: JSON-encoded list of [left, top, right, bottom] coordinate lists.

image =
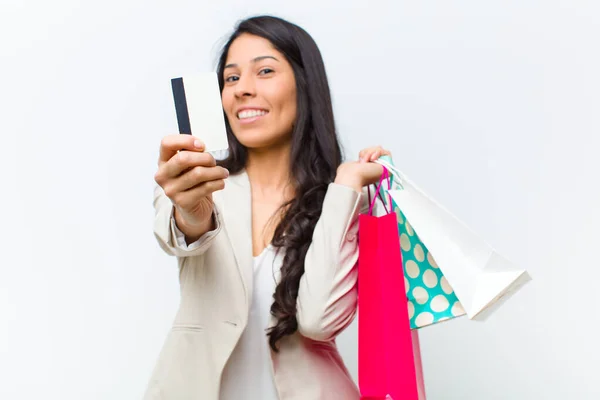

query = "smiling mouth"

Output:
[[237, 109, 268, 120]]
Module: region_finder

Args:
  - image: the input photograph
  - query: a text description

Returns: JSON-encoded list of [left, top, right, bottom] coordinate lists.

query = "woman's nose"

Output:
[[234, 75, 256, 98]]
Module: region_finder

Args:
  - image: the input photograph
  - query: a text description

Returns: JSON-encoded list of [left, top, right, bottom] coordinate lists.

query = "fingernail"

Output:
[[194, 140, 203, 149], [225, 169, 230, 177]]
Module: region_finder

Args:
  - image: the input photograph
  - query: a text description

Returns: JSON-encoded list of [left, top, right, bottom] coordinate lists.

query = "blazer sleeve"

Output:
[[153, 184, 222, 258], [296, 182, 369, 342]]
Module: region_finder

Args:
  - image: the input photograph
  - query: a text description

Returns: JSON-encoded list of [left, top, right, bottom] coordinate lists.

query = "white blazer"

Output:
[[143, 170, 368, 400]]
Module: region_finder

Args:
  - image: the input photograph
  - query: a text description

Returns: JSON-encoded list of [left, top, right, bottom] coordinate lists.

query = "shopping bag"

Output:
[[372, 180, 465, 329], [358, 167, 421, 400], [375, 156, 531, 320]]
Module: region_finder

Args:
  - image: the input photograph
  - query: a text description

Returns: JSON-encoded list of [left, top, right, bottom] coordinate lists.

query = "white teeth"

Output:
[[237, 109, 267, 119]]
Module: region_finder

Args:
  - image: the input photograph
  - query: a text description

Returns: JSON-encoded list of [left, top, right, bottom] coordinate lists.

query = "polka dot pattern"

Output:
[[430, 295, 450, 312], [414, 244, 425, 262], [452, 301, 466, 317], [383, 194, 464, 329], [395, 208, 404, 224], [405, 260, 420, 279], [412, 287, 429, 305], [427, 252, 438, 269], [441, 276, 453, 295], [406, 221, 414, 236], [415, 312, 434, 327], [400, 233, 411, 251], [422, 270, 438, 288]]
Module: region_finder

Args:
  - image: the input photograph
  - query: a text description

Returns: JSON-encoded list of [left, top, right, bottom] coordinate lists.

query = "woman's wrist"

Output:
[[174, 207, 212, 243], [334, 164, 364, 193]]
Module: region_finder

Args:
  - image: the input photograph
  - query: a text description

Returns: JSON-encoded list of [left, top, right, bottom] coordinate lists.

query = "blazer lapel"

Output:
[[220, 171, 253, 317]]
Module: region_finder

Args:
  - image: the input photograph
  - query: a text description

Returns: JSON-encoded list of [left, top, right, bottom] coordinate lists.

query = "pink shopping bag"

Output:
[[358, 167, 424, 400]]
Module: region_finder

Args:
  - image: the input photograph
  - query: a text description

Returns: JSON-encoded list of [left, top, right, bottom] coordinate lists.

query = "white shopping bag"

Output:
[[376, 158, 531, 320]]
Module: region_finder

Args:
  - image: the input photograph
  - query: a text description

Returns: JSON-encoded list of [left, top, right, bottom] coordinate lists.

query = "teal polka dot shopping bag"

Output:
[[377, 156, 466, 329]]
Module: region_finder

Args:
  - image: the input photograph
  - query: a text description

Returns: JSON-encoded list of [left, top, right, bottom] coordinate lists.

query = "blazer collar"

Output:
[[220, 170, 254, 316]]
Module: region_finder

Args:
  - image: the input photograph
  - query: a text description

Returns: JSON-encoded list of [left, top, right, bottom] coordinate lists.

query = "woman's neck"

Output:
[[245, 142, 295, 203]]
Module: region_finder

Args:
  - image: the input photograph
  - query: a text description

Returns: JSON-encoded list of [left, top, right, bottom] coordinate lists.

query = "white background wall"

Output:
[[1, 1, 598, 399]]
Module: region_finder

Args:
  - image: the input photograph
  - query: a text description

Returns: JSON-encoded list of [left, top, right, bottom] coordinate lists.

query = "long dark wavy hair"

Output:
[[216, 15, 343, 351]]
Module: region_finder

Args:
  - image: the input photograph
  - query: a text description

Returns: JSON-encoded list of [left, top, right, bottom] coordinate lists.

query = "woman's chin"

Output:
[[235, 133, 292, 151]]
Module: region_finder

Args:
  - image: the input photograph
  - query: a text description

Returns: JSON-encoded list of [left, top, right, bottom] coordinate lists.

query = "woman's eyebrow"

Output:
[[224, 55, 280, 69]]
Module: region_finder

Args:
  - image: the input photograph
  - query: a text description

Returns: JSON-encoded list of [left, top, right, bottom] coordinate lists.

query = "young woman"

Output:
[[148, 15, 392, 400]]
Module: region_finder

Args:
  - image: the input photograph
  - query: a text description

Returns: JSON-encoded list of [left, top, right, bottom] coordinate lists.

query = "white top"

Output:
[[219, 245, 281, 400]]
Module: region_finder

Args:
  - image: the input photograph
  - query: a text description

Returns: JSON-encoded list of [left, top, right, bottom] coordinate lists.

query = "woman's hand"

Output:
[[154, 134, 229, 240], [358, 146, 392, 163], [334, 146, 393, 192]]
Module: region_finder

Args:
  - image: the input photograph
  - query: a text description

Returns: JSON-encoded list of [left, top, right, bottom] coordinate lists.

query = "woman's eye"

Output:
[[225, 75, 239, 83], [259, 68, 273, 75]]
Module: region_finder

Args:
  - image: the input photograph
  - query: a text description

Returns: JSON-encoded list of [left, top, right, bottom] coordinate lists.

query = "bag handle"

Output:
[[367, 185, 388, 215], [367, 165, 392, 216], [375, 158, 405, 190]]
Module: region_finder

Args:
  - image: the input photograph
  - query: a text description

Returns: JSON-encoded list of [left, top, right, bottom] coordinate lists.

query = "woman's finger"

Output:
[[158, 134, 204, 165], [371, 148, 392, 161], [157, 151, 217, 183], [359, 149, 375, 163], [171, 179, 226, 209], [163, 165, 229, 197], [359, 146, 392, 162]]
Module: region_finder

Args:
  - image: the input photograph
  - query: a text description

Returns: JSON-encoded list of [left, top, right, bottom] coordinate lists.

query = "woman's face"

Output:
[[221, 33, 297, 150]]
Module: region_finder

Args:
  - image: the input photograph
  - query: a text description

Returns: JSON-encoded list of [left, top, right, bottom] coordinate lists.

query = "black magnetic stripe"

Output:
[[171, 77, 191, 135]]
